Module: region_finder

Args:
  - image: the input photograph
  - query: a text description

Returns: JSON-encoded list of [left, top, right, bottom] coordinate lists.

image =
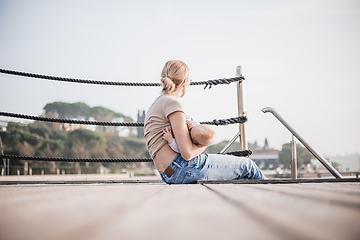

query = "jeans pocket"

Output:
[[182, 172, 208, 184]]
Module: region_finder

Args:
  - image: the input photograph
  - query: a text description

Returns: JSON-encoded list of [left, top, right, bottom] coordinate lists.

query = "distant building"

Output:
[[60, 123, 83, 132], [137, 110, 145, 138], [329, 153, 360, 172], [0, 120, 29, 131], [251, 139, 280, 170], [0, 121, 7, 131]]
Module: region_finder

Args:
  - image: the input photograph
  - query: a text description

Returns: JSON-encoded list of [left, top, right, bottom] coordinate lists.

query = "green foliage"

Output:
[[1, 102, 153, 175], [89, 106, 126, 121], [105, 133, 123, 158], [278, 143, 313, 168], [38, 139, 65, 157], [43, 101, 131, 122], [44, 102, 91, 119], [28, 121, 67, 141], [1, 121, 149, 175], [122, 137, 149, 158], [331, 162, 341, 169], [205, 140, 255, 154], [67, 129, 106, 158], [0, 123, 44, 154], [205, 140, 240, 153]]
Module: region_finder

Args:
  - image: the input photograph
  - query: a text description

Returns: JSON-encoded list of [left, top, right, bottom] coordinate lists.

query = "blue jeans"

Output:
[[159, 153, 267, 184]]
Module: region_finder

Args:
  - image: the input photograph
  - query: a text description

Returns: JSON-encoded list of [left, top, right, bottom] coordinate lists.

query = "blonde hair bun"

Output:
[[161, 76, 176, 93], [161, 60, 190, 93]]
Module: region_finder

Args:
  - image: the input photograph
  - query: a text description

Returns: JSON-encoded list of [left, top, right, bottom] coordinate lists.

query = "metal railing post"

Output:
[[290, 135, 297, 179], [0, 136, 5, 175], [236, 66, 248, 150], [262, 107, 343, 179]]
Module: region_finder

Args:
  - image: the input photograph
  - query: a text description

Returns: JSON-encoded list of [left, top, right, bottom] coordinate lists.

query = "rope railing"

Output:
[[224, 150, 252, 157], [0, 68, 244, 88], [0, 67, 252, 165], [0, 150, 252, 163], [0, 155, 153, 163], [0, 111, 248, 127]]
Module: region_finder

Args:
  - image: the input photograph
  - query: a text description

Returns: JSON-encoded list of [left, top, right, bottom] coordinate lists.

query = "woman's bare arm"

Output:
[[168, 111, 206, 160]]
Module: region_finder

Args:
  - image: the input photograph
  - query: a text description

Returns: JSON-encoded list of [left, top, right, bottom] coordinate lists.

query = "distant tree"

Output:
[[206, 140, 239, 154], [205, 140, 255, 154], [44, 102, 91, 119], [1, 103, 157, 174], [44, 102, 135, 136], [18, 141, 35, 156], [89, 106, 126, 121], [0, 123, 44, 154], [331, 162, 341, 170], [67, 129, 106, 158], [66, 128, 106, 173], [44, 102, 131, 122], [37, 139, 64, 157], [279, 143, 313, 169], [121, 138, 149, 159], [105, 133, 123, 158], [28, 121, 66, 141], [0, 123, 45, 168]]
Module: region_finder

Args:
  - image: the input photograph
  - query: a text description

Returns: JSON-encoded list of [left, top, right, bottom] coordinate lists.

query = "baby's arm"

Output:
[[163, 127, 180, 153], [163, 127, 174, 143]]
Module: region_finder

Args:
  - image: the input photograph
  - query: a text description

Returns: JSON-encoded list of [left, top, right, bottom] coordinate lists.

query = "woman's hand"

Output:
[[162, 127, 174, 143]]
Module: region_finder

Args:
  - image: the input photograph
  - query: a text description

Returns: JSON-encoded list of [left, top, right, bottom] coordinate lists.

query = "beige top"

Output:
[[144, 94, 185, 159]]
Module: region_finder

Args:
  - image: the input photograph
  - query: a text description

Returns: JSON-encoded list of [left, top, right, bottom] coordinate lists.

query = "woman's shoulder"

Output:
[[156, 94, 182, 105]]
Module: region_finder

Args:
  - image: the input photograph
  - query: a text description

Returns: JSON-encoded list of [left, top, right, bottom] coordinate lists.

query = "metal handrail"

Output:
[[219, 131, 241, 154], [262, 107, 343, 179]]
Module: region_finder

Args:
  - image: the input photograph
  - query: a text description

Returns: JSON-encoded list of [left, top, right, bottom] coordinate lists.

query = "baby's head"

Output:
[[189, 124, 217, 147]]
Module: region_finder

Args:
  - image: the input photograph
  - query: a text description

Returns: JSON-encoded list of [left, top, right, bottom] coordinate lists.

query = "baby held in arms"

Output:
[[163, 116, 217, 152]]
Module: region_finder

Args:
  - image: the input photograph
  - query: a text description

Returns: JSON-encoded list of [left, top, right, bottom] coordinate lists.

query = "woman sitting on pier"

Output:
[[144, 60, 267, 184]]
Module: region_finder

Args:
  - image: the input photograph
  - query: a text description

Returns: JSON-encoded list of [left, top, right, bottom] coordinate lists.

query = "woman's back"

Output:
[[144, 94, 185, 171]]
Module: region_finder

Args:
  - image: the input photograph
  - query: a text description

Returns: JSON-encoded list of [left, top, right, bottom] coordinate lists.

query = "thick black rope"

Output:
[[223, 150, 252, 157], [0, 150, 252, 163], [200, 116, 247, 126], [0, 69, 244, 88], [0, 112, 247, 127], [0, 155, 152, 162]]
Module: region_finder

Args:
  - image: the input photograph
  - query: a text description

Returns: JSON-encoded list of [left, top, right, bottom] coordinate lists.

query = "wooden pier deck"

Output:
[[0, 177, 359, 240]]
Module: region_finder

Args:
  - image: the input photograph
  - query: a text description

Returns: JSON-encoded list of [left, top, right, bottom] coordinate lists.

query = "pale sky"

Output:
[[0, 0, 359, 156]]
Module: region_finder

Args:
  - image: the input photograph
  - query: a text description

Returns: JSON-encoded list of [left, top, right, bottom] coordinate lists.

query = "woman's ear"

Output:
[[180, 84, 187, 98]]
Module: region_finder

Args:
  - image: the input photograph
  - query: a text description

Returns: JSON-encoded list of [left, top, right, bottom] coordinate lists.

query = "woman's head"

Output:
[[161, 60, 191, 95]]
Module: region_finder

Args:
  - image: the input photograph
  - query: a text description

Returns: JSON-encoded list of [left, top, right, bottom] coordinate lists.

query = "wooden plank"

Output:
[[89, 184, 289, 240], [1, 183, 359, 240], [249, 183, 360, 207], [277, 182, 360, 196], [206, 183, 360, 240], [198, 178, 360, 185], [0, 184, 166, 240], [0, 184, 291, 240], [0, 179, 163, 185]]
